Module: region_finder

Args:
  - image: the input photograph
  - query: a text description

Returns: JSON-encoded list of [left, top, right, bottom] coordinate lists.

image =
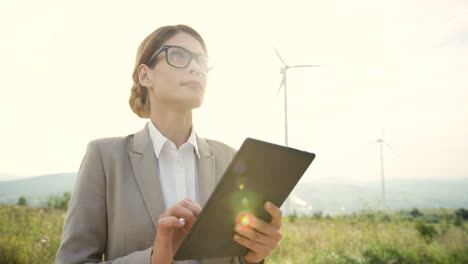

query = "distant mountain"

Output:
[[1, 173, 467, 215], [288, 179, 468, 215], [0, 173, 76, 206]]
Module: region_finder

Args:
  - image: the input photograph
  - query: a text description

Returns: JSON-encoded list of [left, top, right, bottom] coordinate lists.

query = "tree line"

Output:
[[17, 192, 71, 210]]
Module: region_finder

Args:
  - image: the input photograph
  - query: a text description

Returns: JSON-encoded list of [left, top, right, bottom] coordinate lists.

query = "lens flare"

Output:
[[241, 216, 249, 225], [236, 211, 255, 231]]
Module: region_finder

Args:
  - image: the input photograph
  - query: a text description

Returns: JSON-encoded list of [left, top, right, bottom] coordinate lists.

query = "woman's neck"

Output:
[[149, 106, 193, 149]]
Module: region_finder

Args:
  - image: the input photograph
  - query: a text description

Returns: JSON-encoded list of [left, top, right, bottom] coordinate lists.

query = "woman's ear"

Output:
[[138, 64, 153, 88]]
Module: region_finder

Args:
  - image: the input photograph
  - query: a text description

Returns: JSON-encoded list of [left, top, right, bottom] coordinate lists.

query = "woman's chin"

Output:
[[188, 99, 204, 110], [177, 97, 204, 111]]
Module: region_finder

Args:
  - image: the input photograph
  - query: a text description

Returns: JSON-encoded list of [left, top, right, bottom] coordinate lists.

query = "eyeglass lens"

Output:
[[166, 47, 211, 73]]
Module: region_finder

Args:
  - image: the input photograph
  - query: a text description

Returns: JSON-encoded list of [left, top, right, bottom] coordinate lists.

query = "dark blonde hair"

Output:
[[129, 24, 207, 118]]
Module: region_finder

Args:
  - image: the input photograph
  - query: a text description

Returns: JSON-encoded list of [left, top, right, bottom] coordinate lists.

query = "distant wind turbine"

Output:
[[274, 46, 324, 216], [274, 46, 325, 147], [366, 129, 401, 204]]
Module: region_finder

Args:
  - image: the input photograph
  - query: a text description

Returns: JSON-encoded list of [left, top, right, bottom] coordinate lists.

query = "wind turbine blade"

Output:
[[361, 140, 379, 146], [384, 142, 402, 161], [273, 46, 287, 66], [275, 74, 286, 98], [289, 65, 325, 68]]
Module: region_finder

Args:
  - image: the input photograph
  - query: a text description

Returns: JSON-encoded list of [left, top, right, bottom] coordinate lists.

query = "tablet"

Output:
[[173, 138, 316, 260]]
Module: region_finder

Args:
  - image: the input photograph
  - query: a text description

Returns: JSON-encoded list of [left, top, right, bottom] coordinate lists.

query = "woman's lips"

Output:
[[181, 80, 201, 89]]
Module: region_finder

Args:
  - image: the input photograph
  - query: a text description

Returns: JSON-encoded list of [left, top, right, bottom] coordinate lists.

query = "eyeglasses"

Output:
[[147, 45, 214, 74]]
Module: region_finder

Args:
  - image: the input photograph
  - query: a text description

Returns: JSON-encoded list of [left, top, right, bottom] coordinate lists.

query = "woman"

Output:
[[55, 24, 282, 264]]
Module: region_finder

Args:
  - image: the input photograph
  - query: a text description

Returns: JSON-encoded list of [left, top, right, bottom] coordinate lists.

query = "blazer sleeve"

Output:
[[55, 140, 153, 264]]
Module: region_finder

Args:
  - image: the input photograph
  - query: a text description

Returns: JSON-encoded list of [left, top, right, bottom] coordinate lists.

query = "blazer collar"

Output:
[[132, 122, 212, 159], [131, 123, 152, 154], [129, 123, 217, 229]]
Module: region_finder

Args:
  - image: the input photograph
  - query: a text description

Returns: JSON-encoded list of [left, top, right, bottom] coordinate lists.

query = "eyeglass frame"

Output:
[[146, 45, 213, 73]]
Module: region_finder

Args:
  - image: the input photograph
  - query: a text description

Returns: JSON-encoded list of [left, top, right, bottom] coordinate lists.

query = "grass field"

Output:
[[268, 214, 468, 263], [1, 205, 467, 264], [0, 205, 64, 263]]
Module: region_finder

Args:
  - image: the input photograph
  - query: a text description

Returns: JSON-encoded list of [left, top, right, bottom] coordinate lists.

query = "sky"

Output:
[[1, 0, 467, 185]]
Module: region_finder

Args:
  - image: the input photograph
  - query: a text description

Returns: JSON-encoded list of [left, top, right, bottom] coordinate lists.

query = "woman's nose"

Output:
[[189, 69, 208, 77], [187, 58, 203, 75]]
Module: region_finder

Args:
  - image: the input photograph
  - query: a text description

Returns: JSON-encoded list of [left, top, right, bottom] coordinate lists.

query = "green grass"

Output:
[[1, 205, 467, 264], [267, 214, 468, 264], [0, 205, 64, 263]]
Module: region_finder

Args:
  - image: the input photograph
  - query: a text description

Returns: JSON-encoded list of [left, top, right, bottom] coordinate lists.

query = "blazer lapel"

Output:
[[196, 135, 216, 208], [129, 123, 165, 230]]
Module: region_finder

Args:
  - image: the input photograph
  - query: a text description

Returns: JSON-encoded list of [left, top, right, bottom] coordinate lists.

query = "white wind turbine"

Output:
[[274, 46, 325, 146], [367, 129, 401, 204], [274, 47, 324, 215]]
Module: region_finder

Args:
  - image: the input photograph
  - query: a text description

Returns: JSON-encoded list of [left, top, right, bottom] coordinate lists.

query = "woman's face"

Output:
[[144, 32, 208, 112]]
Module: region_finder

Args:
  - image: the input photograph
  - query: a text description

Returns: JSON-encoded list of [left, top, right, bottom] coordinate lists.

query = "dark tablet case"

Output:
[[173, 137, 316, 260]]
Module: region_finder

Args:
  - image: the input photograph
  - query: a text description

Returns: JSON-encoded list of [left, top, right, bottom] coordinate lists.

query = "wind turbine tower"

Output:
[[274, 47, 324, 215]]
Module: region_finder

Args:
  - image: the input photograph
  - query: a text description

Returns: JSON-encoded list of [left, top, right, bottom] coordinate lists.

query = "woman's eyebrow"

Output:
[[187, 48, 205, 56], [182, 46, 205, 56], [167, 44, 206, 56]]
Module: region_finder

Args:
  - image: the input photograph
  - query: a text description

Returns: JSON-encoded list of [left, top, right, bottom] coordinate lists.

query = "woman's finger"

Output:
[[178, 198, 202, 216], [264, 201, 282, 228], [233, 233, 269, 259], [234, 224, 277, 248], [248, 216, 282, 241], [166, 205, 197, 223], [182, 198, 201, 208], [158, 216, 185, 229]]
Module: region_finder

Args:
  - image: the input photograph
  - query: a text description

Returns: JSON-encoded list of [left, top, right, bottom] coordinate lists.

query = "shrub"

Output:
[[312, 210, 323, 220], [364, 212, 375, 221], [378, 214, 391, 223], [46, 192, 71, 210], [449, 248, 468, 263], [424, 214, 440, 223], [415, 218, 438, 243], [362, 246, 403, 264], [454, 216, 463, 227], [455, 208, 468, 221], [400, 214, 414, 222], [409, 208, 423, 218], [17, 196, 27, 206]]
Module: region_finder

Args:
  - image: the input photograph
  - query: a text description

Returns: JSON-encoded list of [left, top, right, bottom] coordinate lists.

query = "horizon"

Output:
[[1, 171, 467, 184]]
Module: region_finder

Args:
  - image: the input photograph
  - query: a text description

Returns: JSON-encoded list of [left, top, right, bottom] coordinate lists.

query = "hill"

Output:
[[0, 173, 76, 206], [1, 173, 467, 214], [290, 179, 468, 215]]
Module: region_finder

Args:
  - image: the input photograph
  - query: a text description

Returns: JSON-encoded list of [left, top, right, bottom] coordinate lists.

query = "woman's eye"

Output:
[[170, 49, 189, 61]]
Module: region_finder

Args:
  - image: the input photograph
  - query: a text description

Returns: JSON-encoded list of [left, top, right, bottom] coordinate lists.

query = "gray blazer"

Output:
[[56, 123, 263, 264]]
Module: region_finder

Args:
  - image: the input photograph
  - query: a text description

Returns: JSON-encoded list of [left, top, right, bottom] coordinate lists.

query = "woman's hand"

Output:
[[151, 198, 202, 264], [233, 201, 283, 264]]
